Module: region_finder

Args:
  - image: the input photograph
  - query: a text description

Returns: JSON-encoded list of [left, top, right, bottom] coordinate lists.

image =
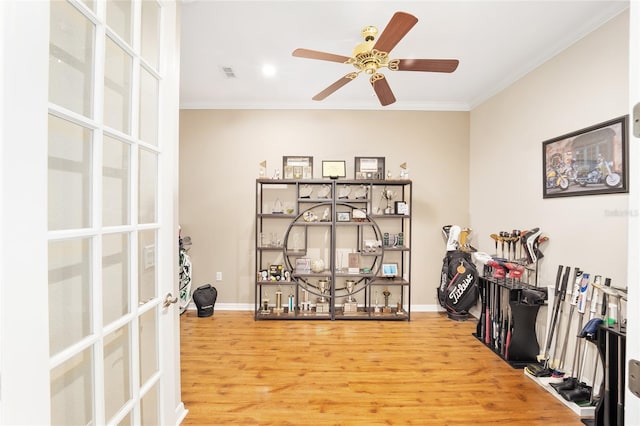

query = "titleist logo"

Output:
[[449, 273, 473, 304]]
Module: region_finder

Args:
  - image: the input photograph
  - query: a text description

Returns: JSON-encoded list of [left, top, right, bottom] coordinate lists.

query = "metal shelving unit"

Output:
[[255, 178, 411, 320]]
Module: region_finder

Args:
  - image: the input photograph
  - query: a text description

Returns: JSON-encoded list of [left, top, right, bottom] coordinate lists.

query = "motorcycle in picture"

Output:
[[546, 166, 570, 191], [576, 155, 621, 188]]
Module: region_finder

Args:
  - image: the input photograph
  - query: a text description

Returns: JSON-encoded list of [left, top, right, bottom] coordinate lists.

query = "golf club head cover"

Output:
[[446, 225, 461, 251], [442, 225, 452, 242], [578, 317, 603, 338], [521, 288, 547, 305], [523, 228, 542, 264], [486, 259, 506, 278]]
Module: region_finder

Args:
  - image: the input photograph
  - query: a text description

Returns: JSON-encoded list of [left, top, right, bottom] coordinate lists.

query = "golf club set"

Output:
[[525, 265, 628, 413], [485, 228, 549, 285]]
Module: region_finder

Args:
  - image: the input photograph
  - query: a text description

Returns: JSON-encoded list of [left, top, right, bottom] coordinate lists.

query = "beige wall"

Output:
[[179, 110, 469, 307], [470, 10, 629, 287], [179, 10, 629, 310]]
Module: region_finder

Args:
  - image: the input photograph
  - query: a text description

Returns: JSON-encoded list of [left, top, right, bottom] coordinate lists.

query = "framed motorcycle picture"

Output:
[[542, 115, 628, 198]]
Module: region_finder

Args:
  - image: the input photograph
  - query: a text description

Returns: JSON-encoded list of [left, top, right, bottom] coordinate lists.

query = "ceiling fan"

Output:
[[292, 11, 459, 106]]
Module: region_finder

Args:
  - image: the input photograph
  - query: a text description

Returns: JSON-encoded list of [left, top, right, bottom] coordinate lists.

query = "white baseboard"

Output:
[[175, 402, 188, 425], [190, 303, 463, 313]]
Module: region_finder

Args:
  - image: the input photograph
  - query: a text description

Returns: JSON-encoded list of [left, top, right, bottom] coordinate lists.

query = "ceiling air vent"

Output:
[[221, 66, 236, 78]]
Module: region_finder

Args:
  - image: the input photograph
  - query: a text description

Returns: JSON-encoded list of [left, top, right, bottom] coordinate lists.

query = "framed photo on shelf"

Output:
[[336, 211, 351, 222], [542, 115, 628, 198], [283, 156, 313, 180], [355, 156, 385, 180], [322, 160, 346, 178], [381, 263, 398, 277]]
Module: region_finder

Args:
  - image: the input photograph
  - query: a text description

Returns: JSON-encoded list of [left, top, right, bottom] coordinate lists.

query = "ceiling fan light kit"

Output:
[[292, 11, 459, 106]]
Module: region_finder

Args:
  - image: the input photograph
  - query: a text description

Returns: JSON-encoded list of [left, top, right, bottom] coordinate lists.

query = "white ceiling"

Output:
[[179, 1, 628, 111]]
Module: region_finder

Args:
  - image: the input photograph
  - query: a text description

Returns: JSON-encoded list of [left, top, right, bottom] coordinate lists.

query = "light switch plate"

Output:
[[143, 244, 155, 270], [634, 103, 640, 138]]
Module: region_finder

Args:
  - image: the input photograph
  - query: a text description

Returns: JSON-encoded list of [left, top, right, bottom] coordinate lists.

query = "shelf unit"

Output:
[[255, 178, 411, 320]]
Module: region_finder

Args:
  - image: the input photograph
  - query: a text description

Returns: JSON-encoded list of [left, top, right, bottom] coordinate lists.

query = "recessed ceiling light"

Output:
[[262, 64, 276, 77]]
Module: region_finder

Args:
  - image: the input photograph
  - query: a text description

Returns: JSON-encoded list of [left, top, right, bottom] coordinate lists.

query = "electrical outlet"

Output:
[[216, 271, 222, 281]]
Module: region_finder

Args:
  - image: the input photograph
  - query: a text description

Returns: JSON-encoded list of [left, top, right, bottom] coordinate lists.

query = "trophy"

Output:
[[300, 288, 311, 314], [381, 187, 395, 214], [288, 288, 295, 314], [260, 297, 270, 314], [399, 162, 409, 179], [338, 185, 351, 199], [382, 287, 392, 313], [373, 290, 381, 314], [316, 279, 330, 314], [343, 279, 358, 314], [273, 286, 284, 314], [259, 160, 267, 178]]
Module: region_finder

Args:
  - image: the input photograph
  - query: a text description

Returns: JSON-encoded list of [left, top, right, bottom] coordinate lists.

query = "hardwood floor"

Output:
[[180, 311, 584, 425]]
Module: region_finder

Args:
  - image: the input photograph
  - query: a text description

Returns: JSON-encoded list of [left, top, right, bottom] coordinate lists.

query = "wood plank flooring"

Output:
[[180, 311, 584, 425]]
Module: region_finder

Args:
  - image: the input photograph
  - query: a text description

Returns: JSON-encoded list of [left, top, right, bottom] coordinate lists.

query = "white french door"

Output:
[[1, 1, 183, 424]]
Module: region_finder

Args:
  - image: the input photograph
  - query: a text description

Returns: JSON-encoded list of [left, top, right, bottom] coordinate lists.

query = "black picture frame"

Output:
[[283, 156, 313, 180], [542, 115, 628, 198], [354, 156, 385, 180]]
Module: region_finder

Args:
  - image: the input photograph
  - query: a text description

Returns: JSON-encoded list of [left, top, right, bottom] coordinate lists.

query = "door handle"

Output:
[[163, 292, 178, 308]]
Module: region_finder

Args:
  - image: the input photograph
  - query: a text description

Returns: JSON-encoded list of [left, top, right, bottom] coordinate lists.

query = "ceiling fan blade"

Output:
[[292, 48, 351, 64], [312, 73, 358, 101], [370, 73, 396, 106], [373, 12, 418, 54], [397, 59, 459, 73]]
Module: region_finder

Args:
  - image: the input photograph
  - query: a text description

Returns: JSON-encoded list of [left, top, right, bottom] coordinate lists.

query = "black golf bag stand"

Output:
[[438, 250, 479, 321], [192, 284, 218, 317]]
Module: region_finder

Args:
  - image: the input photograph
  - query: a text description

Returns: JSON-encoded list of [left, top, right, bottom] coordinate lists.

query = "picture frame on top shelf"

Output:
[[322, 160, 346, 178], [542, 115, 628, 198], [355, 156, 385, 180], [283, 156, 313, 180]]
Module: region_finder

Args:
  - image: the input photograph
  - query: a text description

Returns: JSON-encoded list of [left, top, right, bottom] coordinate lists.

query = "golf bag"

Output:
[[438, 250, 479, 321], [192, 283, 217, 317]]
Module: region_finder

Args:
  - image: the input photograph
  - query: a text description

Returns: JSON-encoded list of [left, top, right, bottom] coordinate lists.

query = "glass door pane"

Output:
[[48, 238, 92, 356], [104, 36, 132, 134], [103, 135, 130, 226], [107, 0, 132, 45], [48, 115, 92, 231], [139, 67, 159, 146], [103, 232, 130, 325], [138, 229, 156, 304], [104, 325, 132, 421], [140, 383, 159, 426], [139, 307, 158, 385], [141, 1, 160, 70], [49, 0, 94, 117], [138, 149, 157, 223], [50, 348, 95, 425]]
